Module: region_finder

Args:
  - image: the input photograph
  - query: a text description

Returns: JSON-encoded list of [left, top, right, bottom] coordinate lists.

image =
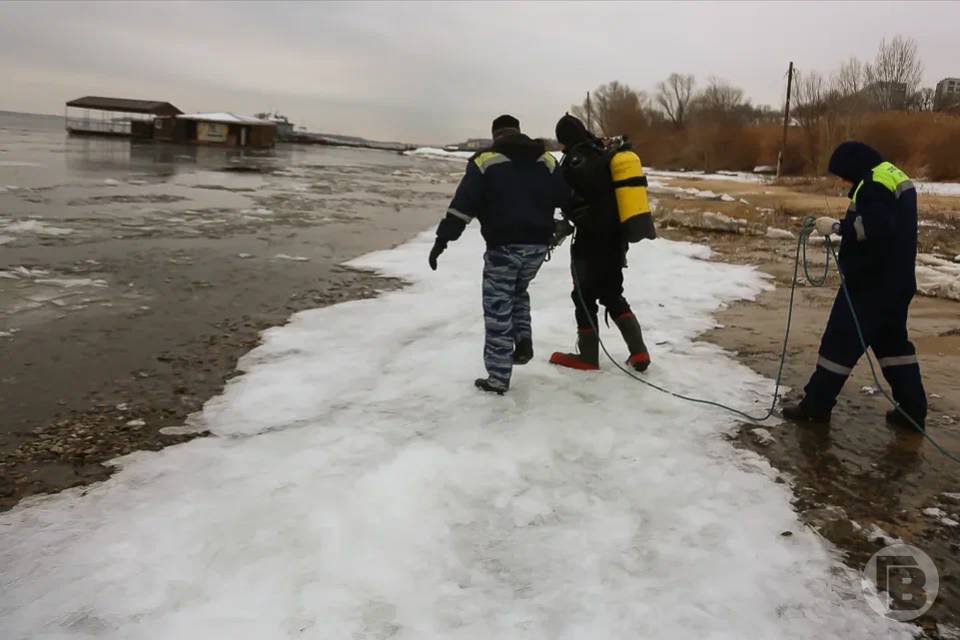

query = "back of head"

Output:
[[555, 114, 592, 150], [491, 114, 521, 141], [828, 141, 884, 183]]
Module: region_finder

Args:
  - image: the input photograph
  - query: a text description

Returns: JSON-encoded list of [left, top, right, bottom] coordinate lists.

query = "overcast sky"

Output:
[[1, 1, 957, 143]]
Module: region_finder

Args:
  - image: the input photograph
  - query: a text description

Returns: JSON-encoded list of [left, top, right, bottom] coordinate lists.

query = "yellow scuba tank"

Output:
[[609, 150, 656, 243]]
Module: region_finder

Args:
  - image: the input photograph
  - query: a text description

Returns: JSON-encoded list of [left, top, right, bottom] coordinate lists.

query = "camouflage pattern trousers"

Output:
[[482, 244, 548, 389]]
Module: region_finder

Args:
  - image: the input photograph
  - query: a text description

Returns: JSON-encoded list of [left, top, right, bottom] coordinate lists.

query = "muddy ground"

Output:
[[652, 176, 960, 636], [0, 125, 457, 508]]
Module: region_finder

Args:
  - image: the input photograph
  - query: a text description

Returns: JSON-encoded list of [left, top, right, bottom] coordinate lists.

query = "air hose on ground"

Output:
[[570, 215, 960, 464]]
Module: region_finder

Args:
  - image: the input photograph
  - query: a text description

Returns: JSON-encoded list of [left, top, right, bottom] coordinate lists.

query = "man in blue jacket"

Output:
[[429, 115, 568, 394], [783, 141, 927, 430]]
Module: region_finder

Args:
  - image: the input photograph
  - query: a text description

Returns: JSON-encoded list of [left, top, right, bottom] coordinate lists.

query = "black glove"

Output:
[[428, 239, 447, 271], [550, 219, 575, 250]]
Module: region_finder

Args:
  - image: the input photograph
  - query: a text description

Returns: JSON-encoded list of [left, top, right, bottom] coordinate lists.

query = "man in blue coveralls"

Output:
[[782, 141, 927, 430]]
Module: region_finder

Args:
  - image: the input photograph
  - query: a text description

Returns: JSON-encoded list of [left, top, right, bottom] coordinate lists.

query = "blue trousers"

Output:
[[804, 288, 927, 422], [482, 245, 547, 389]]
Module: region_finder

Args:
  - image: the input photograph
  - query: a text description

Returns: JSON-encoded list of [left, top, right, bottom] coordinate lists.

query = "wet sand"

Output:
[[686, 230, 960, 634], [1, 117, 459, 508]]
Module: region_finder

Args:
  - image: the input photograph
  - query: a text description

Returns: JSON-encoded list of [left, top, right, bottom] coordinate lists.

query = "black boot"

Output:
[[549, 328, 600, 370], [886, 409, 925, 432], [513, 337, 533, 365], [782, 401, 832, 424], [613, 312, 651, 372], [475, 378, 507, 395]]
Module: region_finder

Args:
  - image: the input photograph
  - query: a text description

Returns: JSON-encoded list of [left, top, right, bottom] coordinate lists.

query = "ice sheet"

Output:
[[0, 231, 912, 639]]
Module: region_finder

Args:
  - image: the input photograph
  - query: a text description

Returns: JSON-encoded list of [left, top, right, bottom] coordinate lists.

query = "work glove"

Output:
[[815, 217, 841, 237], [550, 218, 575, 250], [428, 238, 447, 271]]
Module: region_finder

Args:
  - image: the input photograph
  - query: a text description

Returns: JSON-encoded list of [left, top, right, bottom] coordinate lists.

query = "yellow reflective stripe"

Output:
[[870, 161, 912, 197], [539, 152, 557, 173], [473, 152, 510, 174], [852, 180, 865, 203], [851, 161, 913, 207]]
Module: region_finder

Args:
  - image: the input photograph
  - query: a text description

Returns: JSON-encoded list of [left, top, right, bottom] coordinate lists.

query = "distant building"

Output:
[[935, 77, 960, 111], [255, 112, 295, 142], [154, 112, 277, 148], [65, 96, 182, 138], [445, 138, 491, 152]]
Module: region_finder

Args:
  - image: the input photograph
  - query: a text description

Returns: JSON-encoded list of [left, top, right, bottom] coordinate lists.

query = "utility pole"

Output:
[[586, 91, 593, 134], [777, 61, 794, 180]]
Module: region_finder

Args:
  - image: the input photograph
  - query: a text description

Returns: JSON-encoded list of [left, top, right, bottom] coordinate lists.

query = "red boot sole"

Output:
[[549, 352, 600, 371]]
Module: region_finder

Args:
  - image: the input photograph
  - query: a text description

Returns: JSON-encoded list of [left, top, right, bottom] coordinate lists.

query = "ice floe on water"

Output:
[[0, 160, 44, 167], [0, 231, 913, 639], [404, 147, 474, 161], [0, 266, 111, 324], [0, 218, 74, 236]]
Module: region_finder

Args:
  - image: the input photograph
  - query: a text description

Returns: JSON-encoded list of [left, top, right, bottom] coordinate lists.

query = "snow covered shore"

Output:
[[405, 147, 960, 195], [0, 231, 912, 639]]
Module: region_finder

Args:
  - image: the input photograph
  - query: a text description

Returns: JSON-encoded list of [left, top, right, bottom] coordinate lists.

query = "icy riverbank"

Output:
[[0, 231, 912, 639]]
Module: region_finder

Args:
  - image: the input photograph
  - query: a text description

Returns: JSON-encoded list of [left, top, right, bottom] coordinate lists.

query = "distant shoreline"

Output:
[[0, 109, 63, 119]]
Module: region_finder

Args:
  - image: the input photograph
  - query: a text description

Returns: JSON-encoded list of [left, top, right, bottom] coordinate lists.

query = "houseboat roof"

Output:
[[177, 112, 276, 126], [66, 97, 182, 116]]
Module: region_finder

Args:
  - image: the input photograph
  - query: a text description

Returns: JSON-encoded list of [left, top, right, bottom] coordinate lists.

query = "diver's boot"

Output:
[[549, 328, 600, 371], [513, 337, 534, 365], [613, 312, 651, 372], [781, 401, 831, 425]]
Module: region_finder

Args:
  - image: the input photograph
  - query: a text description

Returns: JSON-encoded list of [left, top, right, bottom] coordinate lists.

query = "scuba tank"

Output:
[[607, 138, 656, 243]]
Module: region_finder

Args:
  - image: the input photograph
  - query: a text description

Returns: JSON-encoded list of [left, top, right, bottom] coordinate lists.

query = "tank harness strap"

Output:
[[612, 176, 649, 188]]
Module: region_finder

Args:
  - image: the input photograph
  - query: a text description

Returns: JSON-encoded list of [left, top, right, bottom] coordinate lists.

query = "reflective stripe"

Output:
[[850, 162, 913, 208], [878, 354, 919, 368], [895, 180, 915, 198], [817, 355, 852, 376], [852, 180, 865, 203], [871, 161, 911, 194], [853, 215, 866, 241], [473, 152, 510, 174], [446, 207, 472, 223], [538, 153, 557, 173]]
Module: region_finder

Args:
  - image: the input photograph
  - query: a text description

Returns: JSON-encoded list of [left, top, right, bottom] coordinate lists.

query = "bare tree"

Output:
[[864, 35, 924, 111], [833, 57, 866, 98], [691, 77, 745, 123], [908, 87, 935, 112], [571, 81, 649, 137], [792, 70, 831, 172], [655, 73, 695, 129]]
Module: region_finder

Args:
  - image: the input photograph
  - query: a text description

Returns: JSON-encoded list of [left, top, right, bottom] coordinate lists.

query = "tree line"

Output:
[[571, 36, 960, 179]]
